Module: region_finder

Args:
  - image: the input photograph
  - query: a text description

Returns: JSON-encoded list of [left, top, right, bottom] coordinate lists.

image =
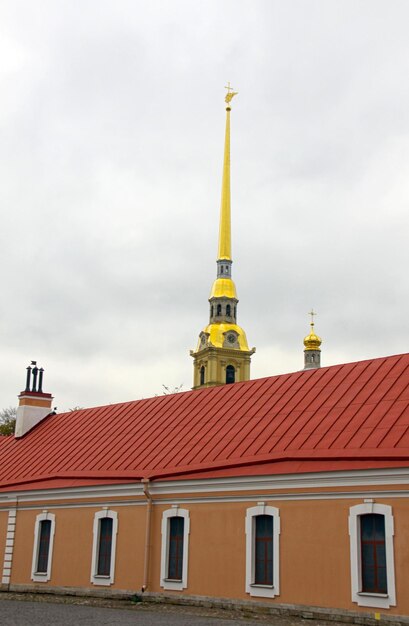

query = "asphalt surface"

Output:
[[0, 597, 278, 626]]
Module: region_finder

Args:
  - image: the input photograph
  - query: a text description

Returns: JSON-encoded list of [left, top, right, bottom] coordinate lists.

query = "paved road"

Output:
[[0, 598, 266, 626]]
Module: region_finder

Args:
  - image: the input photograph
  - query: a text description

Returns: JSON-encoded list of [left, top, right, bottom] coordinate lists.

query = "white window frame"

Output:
[[31, 511, 56, 582], [349, 502, 396, 608], [245, 504, 280, 599], [160, 506, 190, 591], [90, 509, 118, 586]]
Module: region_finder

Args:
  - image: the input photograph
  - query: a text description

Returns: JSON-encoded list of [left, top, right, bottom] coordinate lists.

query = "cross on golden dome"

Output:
[[309, 309, 317, 325]]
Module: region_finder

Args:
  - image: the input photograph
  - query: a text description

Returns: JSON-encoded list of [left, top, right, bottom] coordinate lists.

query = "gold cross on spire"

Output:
[[308, 309, 317, 326], [225, 81, 238, 104]]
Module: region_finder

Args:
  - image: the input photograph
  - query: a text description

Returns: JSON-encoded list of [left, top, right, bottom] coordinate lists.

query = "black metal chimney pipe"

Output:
[[38, 368, 44, 393], [31, 365, 38, 392], [25, 366, 32, 392]]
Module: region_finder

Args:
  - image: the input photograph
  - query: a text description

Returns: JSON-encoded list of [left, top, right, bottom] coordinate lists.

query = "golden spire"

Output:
[[217, 83, 238, 261]]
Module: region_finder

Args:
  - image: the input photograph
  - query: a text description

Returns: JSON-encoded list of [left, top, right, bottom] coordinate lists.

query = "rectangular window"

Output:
[[160, 507, 190, 590], [245, 504, 280, 599], [97, 517, 113, 576], [361, 514, 387, 594], [168, 516, 184, 580], [255, 515, 274, 585], [90, 510, 118, 586], [36, 520, 51, 573], [349, 502, 396, 608], [31, 512, 55, 582]]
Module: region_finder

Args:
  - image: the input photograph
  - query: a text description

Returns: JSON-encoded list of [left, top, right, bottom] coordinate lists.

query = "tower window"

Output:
[[226, 304, 231, 316], [220, 266, 224, 274], [217, 304, 222, 316], [200, 366, 205, 385], [226, 365, 235, 384]]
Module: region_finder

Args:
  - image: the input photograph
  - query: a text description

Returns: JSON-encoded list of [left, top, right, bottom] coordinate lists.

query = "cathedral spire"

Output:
[[217, 83, 237, 261], [190, 85, 255, 390]]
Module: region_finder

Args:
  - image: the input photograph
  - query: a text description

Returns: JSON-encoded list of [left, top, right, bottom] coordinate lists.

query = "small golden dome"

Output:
[[304, 322, 322, 351], [209, 278, 238, 300]]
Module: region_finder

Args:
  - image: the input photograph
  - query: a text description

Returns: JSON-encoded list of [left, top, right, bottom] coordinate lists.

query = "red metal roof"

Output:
[[0, 353, 408, 491]]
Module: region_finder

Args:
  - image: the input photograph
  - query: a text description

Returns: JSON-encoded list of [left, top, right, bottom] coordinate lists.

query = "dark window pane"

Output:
[[168, 517, 184, 580], [376, 543, 387, 568], [362, 565, 375, 591], [377, 567, 388, 594], [254, 515, 273, 585], [362, 543, 375, 567], [360, 514, 387, 593], [374, 515, 385, 540], [226, 365, 235, 384], [97, 517, 113, 576], [36, 520, 51, 573], [361, 515, 373, 540]]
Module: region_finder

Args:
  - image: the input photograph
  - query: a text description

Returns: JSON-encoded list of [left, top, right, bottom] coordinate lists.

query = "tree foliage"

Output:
[[0, 407, 17, 436]]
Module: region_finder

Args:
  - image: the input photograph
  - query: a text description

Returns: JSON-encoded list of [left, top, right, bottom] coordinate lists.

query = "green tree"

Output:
[[0, 407, 17, 436]]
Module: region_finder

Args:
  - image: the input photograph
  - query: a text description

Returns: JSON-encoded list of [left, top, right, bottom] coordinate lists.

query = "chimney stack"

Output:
[[15, 362, 54, 438]]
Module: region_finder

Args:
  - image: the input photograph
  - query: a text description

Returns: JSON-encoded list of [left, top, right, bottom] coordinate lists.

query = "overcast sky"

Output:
[[1, 0, 408, 412]]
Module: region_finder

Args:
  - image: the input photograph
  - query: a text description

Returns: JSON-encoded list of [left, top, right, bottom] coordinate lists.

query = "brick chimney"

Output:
[[15, 362, 54, 438]]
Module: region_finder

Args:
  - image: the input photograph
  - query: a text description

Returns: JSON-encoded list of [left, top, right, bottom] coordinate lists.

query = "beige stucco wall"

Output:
[[2, 490, 409, 616], [10, 504, 148, 590]]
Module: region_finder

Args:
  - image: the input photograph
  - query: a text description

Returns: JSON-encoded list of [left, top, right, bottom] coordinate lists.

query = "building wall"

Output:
[[1, 481, 408, 617]]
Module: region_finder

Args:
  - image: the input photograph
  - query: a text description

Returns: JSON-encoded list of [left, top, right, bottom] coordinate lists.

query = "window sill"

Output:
[[250, 583, 274, 589], [164, 578, 182, 582], [358, 592, 388, 598], [32, 572, 50, 582], [91, 575, 113, 586]]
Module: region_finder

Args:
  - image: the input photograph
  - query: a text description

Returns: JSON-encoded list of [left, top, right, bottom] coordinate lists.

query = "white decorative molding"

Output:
[[349, 502, 396, 609], [2, 507, 17, 584], [160, 507, 190, 591], [90, 509, 118, 586], [245, 504, 280, 599], [3, 468, 409, 506], [31, 511, 56, 582]]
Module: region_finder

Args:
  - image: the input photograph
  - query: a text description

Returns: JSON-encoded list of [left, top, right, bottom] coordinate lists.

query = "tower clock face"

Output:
[[227, 334, 236, 344], [201, 335, 206, 344]]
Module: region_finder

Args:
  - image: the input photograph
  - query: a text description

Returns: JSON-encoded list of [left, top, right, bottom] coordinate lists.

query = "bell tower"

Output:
[[190, 85, 255, 389], [303, 310, 322, 370]]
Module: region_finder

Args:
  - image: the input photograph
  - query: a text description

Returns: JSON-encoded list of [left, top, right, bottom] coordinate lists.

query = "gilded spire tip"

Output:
[[225, 81, 238, 105]]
